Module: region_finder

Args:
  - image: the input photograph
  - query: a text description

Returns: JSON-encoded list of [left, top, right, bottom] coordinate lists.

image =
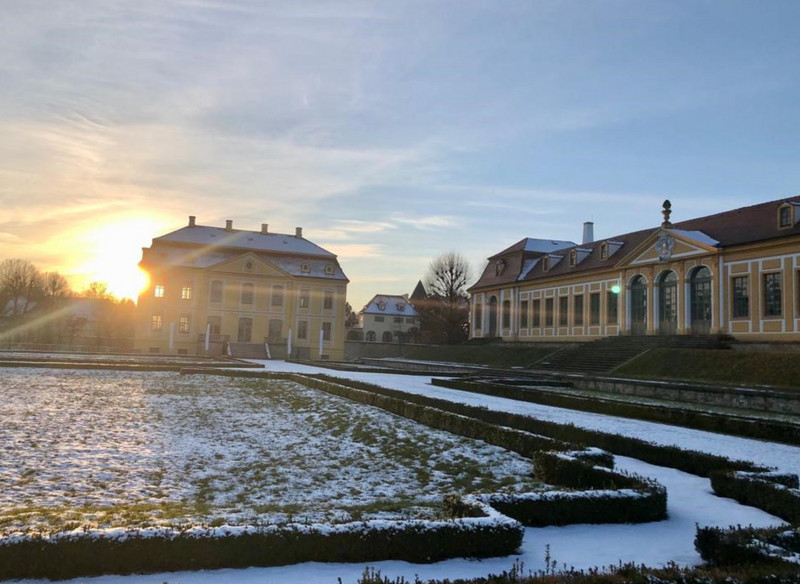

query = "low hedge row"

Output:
[[433, 377, 800, 446], [478, 451, 667, 526], [696, 524, 800, 567], [0, 504, 523, 581], [310, 374, 764, 478], [709, 470, 800, 523]]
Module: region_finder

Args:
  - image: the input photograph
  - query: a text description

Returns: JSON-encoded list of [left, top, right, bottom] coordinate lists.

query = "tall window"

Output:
[[559, 296, 569, 326], [210, 280, 223, 303], [533, 299, 541, 327], [323, 290, 334, 310], [607, 290, 619, 324], [520, 300, 529, 328], [590, 293, 600, 325], [299, 289, 309, 308], [237, 318, 252, 342], [207, 316, 221, 335], [502, 300, 511, 328], [178, 314, 190, 334], [474, 303, 482, 330], [764, 273, 782, 317], [545, 298, 554, 327], [181, 283, 192, 300], [573, 295, 584, 326], [151, 314, 163, 332], [732, 276, 749, 318], [241, 283, 254, 305], [322, 322, 332, 341], [297, 320, 308, 340], [268, 319, 282, 340], [154, 285, 165, 298], [272, 285, 284, 307]]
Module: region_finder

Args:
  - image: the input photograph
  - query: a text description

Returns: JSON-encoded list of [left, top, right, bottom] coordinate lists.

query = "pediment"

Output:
[[207, 252, 289, 277], [622, 229, 719, 267]]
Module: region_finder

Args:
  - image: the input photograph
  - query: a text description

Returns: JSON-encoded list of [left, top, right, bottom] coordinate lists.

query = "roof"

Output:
[[154, 225, 335, 257], [361, 294, 419, 317], [489, 237, 576, 259], [470, 195, 800, 291]]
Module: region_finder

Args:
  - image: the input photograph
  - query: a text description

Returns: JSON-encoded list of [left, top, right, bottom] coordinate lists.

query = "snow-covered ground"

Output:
[[0, 368, 537, 533], [8, 359, 798, 584]]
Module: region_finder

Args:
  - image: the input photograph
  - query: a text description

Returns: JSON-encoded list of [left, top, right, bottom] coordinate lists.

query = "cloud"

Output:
[[392, 214, 460, 230]]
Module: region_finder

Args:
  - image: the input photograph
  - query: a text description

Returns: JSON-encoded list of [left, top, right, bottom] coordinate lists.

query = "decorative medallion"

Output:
[[657, 233, 675, 263]]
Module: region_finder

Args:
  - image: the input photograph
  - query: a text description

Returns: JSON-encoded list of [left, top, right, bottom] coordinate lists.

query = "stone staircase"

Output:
[[229, 342, 269, 360], [534, 334, 733, 374]]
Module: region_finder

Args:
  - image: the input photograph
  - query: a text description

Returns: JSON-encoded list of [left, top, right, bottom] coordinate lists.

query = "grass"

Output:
[[614, 348, 800, 389], [403, 344, 558, 368]]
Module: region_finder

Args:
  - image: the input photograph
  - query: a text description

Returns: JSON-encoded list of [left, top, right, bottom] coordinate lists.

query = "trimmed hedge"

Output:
[[0, 504, 523, 581], [709, 470, 800, 523], [696, 524, 800, 567], [433, 377, 800, 446]]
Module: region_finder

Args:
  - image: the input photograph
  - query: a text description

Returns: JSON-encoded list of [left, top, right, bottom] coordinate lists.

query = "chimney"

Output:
[[295, 227, 303, 238], [261, 223, 269, 234], [582, 221, 594, 244], [188, 215, 196, 227], [225, 220, 233, 231]]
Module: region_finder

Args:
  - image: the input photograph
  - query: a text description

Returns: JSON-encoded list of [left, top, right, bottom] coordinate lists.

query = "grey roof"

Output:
[[523, 238, 577, 253], [668, 229, 719, 247], [361, 294, 419, 317], [155, 225, 336, 257]]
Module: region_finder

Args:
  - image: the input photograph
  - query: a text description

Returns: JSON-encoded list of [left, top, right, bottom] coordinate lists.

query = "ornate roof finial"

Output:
[[661, 199, 672, 227]]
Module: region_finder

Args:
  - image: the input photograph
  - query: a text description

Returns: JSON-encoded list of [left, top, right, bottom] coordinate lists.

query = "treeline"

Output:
[[0, 258, 135, 350]]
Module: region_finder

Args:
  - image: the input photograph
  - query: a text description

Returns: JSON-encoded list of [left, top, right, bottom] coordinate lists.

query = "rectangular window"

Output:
[[545, 298, 554, 327], [520, 300, 529, 328], [474, 303, 482, 330], [210, 280, 223, 303], [297, 320, 308, 339], [272, 286, 284, 307], [154, 285, 165, 298], [607, 290, 619, 324], [590, 293, 600, 325], [181, 284, 192, 300], [268, 319, 282, 340], [779, 206, 791, 227], [241, 283, 254, 305], [207, 316, 221, 336], [323, 290, 334, 310], [406, 317, 415, 324], [299, 289, 309, 308], [574, 295, 584, 326], [322, 321, 332, 341], [151, 314, 163, 332], [764, 273, 782, 317], [374, 316, 385, 322], [502, 300, 511, 328], [732, 276, 749, 318], [393, 316, 402, 323], [559, 296, 568, 326], [178, 314, 190, 334], [237, 318, 252, 342], [533, 299, 541, 327]]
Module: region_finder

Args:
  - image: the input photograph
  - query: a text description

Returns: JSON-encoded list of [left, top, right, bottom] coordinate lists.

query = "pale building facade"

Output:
[[469, 197, 800, 342], [359, 294, 419, 342], [136, 217, 349, 359]]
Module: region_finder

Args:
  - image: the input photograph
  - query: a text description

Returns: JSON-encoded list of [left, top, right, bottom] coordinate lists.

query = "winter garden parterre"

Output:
[[0, 368, 541, 535]]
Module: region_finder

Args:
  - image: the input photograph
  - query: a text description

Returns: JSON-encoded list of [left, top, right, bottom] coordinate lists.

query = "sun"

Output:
[[80, 218, 159, 301]]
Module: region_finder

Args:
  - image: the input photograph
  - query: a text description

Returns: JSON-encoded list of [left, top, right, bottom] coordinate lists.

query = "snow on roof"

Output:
[[361, 294, 419, 317], [668, 229, 720, 247], [155, 225, 336, 257], [523, 238, 576, 253]]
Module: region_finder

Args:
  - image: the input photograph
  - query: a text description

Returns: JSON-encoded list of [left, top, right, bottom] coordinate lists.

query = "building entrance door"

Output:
[[658, 271, 678, 334], [690, 267, 712, 335], [488, 296, 498, 337], [630, 276, 647, 335]]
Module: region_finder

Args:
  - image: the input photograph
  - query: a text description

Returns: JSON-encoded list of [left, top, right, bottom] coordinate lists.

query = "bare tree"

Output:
[[0, 258, 44, 316], [420, 252, 473, 344], [83, 281, 115, 300], [42, 271, 71, 302]]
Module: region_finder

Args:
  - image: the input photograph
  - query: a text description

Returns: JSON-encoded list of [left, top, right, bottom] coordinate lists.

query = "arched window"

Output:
[[366, 331, 376, 342], [382, 331, 393, 343]]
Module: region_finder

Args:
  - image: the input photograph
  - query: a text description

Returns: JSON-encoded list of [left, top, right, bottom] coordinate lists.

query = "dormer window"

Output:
[[396, 303, 405, 311], [542, 257, 550, 271], [377, 301, 386, 311], [569, 251, 577, 267], [301, 263, 310, 273], [325, 265, 334, 275], [495, 259, 506, 276], [779, 204, 792, 228], [600, 243, 608, 260]]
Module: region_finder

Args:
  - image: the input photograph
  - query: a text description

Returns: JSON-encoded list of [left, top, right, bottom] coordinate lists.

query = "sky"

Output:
[[1, 0, 800, 308]]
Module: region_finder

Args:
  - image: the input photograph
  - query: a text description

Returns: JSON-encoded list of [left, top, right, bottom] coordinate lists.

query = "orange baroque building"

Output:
[[468, 196, 800, 342], [136, 217, 348, 359]]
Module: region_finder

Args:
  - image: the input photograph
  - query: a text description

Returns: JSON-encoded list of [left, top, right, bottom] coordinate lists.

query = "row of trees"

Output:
[[0, 258, 135, 349]]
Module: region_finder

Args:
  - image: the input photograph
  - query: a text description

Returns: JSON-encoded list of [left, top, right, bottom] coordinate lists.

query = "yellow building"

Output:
[[136, 217, 349, 359], [469, 197, 800, 342]]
